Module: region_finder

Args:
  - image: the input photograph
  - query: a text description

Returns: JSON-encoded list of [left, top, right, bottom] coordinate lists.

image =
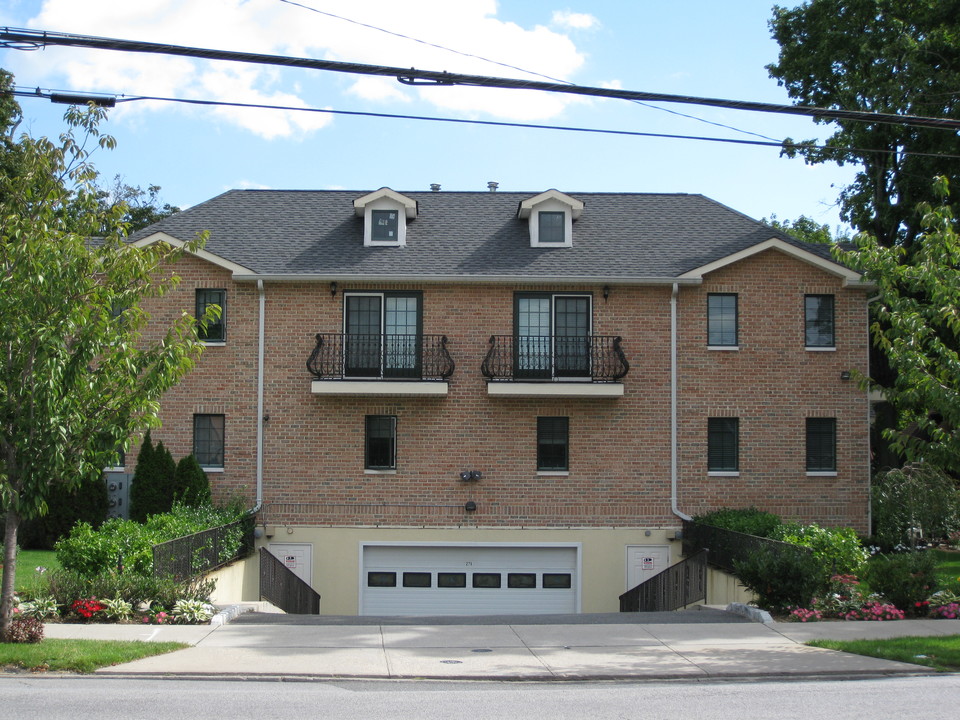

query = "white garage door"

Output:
[[361, 544, 579, 616]]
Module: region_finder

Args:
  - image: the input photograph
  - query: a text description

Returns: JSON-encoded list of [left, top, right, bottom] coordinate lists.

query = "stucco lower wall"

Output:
[[205, 555, 261, 604], [706, 567, 754, 606], [256, 525, 684, 615]]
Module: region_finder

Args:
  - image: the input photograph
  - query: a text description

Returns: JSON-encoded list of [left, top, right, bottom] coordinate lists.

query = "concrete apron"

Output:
[[38, 615, 954, 681]]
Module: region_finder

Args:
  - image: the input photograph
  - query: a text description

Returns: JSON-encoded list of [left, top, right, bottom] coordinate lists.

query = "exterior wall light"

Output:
[[330, 281, 338, 297], [464, 501, 477, 512]]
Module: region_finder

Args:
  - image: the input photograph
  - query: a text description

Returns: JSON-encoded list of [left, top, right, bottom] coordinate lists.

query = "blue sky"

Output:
[[1, 1, 855, 231]]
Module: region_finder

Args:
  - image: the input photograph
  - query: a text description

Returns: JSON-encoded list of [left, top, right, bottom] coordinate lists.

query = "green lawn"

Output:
[[932, 549, 960, 586], [0, 639, 187, 673], [13, 550, 60, 593], [809, 635, 960, 672]]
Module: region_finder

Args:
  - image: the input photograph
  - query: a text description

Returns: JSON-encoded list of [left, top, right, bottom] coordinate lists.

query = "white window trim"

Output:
[[364, 469, 397, 475], [806, 346, 836, 352], [708, 471, 740, 477], [806, 471, 838, 477], [708, 345, 740, 352], [537, 470, 570, 477], [517, 190, 583, 248], [202, 466, 225, 473]]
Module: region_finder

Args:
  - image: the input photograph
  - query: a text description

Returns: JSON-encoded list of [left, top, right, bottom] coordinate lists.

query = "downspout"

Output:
[[671, 282, 692, 522], [252, 278, 265, 516]]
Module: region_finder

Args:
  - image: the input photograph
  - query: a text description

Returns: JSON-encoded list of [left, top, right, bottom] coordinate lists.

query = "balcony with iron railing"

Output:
[[481, 335, 629, 397], [307, 333, 455, 396]]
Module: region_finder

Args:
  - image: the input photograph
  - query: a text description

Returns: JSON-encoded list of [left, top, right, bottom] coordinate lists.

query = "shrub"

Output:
[[774, 523, 869, 579], [173, 455, 211, 507], [56, 502, 246, 577], [865, 551, 940, 614], [872, 463, 960, 548], [733, 544, 825, 612], [17, 472, 109, 550], [5, 617, 44, 644], [129, 433, 176, 522], [42, 568, 216, 612], [693, 507, 783, 538]]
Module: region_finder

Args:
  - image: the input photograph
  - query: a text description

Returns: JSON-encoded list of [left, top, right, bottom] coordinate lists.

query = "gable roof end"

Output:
[[131, 231, 258, 275], [353, 187, 418, 218], [678, 237, 867, 287], [517, 189, 584, 219]]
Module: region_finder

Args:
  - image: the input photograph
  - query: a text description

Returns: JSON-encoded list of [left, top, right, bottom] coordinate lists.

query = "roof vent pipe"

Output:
[[430, 183, 441, 192], [487, 181, 499, 192]]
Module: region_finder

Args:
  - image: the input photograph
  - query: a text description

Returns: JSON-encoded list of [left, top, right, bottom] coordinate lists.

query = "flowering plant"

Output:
[[788, 607, 822, 622], [930, 602, 960, 619], [839, 602, 904, 621], [141, 610, 171, 625], [71, 597, 106, 620]]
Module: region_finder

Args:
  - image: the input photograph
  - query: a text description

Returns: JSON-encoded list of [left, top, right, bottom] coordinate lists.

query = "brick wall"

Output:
[[137, 248, 871, 532]]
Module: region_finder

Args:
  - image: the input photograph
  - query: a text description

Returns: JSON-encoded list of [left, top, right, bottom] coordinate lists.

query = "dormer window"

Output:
[[354, 188, 418, 247], [518, 190, 584, 248], [372, 210, 399, 242], [538, 212, 565, 243]]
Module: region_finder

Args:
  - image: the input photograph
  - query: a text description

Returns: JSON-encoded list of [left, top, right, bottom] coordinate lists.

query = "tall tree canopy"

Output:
[[768, 0, 960, 250], [0, 105, 213, 640], [838, 177, 960, 473]]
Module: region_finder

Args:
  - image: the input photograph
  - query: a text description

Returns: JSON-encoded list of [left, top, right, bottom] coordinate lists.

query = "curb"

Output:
[[209, 604, 254, 627], [725, 602, 774, 624]]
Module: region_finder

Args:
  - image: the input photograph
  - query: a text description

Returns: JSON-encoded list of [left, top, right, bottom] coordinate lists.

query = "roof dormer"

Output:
[[517, 190, 584, 248], [354, 188, 418, 247]]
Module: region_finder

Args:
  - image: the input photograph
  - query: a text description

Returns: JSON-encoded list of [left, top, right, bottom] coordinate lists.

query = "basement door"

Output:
[[360, 544, 579, 616], [267, 543, 313, 586], [625, 545, 671, 590]]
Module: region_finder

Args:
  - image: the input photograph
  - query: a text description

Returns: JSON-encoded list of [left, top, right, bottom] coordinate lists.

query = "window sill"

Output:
[[806, 471, 837, 477], [365, 469, 397, 475], [537, 470, 569, 476], [707, 346, 739, 351], [103, 467, 126, 473], [805, 346, 836, 352], [708, 471, 740, 477], [201, 341, 226, 347], [201, 466, 225, 473]]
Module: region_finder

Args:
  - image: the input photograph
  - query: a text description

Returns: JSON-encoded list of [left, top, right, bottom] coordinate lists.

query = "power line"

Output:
[[274, 0, 782, 143], [12, 86, 960, 162], [3, 26, 960, 131]]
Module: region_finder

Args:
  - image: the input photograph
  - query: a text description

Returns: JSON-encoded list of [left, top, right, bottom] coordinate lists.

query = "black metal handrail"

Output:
[[481, 334, 629, 382], [152, 516, 255, 580], [619, 549, 708, 612], [307, 333, 455, 381], [681, 520, 811, 574], [259, 547, 321, 614]]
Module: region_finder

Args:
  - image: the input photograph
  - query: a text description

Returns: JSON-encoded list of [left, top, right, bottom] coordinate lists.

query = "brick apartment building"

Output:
[[120, 187, 872, 615]]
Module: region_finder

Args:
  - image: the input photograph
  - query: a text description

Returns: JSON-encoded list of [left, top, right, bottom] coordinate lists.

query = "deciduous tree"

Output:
[[768, 0, 960, 250], [0, 105, 213, 640]]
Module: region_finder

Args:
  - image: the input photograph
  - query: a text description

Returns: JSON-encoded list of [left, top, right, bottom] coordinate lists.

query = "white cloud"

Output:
[[9, 0, 593, 136], [233, 180, 273, 190], [551, 10, 600, 31]]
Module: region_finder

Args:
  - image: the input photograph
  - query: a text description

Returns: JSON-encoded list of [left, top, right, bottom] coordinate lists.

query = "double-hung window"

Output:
[[538, 211, 566, 243], [537, 416, 569, 471], [344, 292, 422, 378], [196, 289, 226, 343], [806, 417, 836, 472], [805, 294, 835, 348], [707, 293, 738, 347], [708, 417, 739, 473], [194, 414, 225, 469], [365, 415, 397, 470], [515, 293, 591, 379]]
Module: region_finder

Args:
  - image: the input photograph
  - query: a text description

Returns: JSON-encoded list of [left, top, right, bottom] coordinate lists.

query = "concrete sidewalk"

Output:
[[39, 612, 960, 682]]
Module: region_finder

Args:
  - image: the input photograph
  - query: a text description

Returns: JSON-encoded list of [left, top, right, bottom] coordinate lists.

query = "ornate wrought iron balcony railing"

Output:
[[307, 333, 455, 381], [481, 335, 629, 382]]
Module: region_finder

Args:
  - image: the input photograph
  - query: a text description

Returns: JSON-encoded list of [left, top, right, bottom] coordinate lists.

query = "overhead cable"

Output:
[[2, 27, 959, 131]]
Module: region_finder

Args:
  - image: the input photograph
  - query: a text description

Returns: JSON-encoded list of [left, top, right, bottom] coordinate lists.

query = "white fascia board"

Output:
[[233, 274, 702, 286], [678, 238, 866, 286], [517, 189, 584, 219], [353, 188, 418, 218], [311, 380, 448, 396], [131, 232, 257, 275], [487, 382, 624, 398]]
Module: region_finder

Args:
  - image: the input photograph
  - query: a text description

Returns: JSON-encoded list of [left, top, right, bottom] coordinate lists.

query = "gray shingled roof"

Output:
[[128, 190, 841, 280]]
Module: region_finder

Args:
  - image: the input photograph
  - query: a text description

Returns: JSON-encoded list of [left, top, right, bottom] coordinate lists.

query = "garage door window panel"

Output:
[[472, 573, 502, 589]]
